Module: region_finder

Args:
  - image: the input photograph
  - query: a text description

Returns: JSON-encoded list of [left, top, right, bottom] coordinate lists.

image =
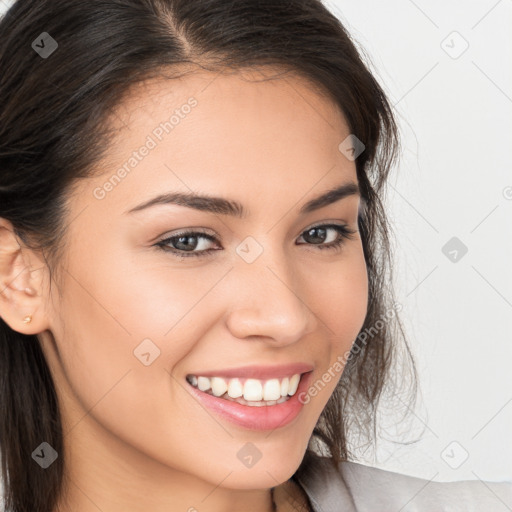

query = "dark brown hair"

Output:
[[0, 1, 419, 510]]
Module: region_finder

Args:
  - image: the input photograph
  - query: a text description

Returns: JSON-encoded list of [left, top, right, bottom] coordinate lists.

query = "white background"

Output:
[[1, 0, 511, 485], [324, 0, 512, 483]]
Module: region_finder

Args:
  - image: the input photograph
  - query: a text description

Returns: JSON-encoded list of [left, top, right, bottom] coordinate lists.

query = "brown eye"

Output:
[[155, 231, 219, 258], [297, 224, 357, 251]]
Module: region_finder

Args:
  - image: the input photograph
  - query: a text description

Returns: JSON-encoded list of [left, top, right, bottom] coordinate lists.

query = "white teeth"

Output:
[[263, 379, 281, 401], [243, 379, 263, 401], [288, 374, 300, 395], [227, 378, 243, 398], [197, 376, 210, 392], [186, 373, 303, 402], [280, 377, 289, 397], [211, 377, 228, 397], [222, 394, 290, 406]]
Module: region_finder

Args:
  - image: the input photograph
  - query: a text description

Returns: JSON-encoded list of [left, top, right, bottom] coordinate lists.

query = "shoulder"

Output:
[[295, 450, 512, 512], [338, 458, 512, 512]]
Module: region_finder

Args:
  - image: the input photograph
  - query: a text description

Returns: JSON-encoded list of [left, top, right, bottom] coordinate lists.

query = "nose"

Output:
[[224, 255, 317, 347]]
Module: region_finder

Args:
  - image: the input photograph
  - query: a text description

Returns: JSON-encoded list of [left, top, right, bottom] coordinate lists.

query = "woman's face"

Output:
[[38, 68, 368, 506]]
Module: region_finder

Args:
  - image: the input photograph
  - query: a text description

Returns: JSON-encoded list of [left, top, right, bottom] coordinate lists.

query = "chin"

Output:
[[219, 471, 292, 491], [221, 456, 303, 490]]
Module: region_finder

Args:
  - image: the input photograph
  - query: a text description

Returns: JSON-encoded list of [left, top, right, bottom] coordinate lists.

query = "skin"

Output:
[[0, 66, 368, 512]]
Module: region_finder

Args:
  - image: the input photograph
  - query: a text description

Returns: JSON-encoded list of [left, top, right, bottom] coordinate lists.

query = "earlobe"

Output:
[[0, 218, 48, 335], [21, 288, 37, 324]]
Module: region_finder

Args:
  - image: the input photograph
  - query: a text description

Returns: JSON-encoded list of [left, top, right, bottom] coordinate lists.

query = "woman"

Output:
[[0, 1, 510, 511]]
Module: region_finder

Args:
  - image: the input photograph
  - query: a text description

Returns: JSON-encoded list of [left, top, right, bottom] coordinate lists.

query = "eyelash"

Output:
[[154, 223, 357, 259]]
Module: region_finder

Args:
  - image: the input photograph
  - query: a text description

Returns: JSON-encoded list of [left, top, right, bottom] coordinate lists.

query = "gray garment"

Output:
[[296, 452, 512, 512]]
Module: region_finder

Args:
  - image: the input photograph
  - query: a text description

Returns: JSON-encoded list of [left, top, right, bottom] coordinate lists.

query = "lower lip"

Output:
[[185, 371, 313, 431]]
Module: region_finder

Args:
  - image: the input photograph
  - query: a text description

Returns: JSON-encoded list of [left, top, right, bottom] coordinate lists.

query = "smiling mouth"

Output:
[[185, 372, 306, 407]]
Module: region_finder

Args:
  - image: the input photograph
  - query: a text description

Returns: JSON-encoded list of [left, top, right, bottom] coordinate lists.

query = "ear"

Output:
[[0, 217, 50, 335]]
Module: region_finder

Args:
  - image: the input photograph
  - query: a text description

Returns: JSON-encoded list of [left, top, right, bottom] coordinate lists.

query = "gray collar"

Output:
[[295, 451, 357, 512]]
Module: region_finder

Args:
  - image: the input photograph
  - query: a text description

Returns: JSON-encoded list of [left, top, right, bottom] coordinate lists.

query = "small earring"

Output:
[[22, 314, 32, 324]]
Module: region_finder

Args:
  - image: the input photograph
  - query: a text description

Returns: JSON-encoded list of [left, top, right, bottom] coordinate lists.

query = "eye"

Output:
[[154, 230, 219, 259], [154, 223, 357, 259], [296, 223, 357, 252]]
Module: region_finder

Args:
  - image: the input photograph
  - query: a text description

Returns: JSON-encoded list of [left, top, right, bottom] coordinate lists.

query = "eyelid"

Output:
[[303, 219, 353, 231], [156, 220, 354, 244], [158, 227, 215, 238]]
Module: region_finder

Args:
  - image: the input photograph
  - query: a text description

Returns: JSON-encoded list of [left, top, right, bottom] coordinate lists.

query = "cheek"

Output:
[[308, 245, 369, 345], [52, 239, 230, 406], [299, 246, 368, 408], [50, 258, 220, 465]]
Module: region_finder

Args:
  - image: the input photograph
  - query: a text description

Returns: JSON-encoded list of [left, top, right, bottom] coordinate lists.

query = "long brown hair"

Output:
[[0, 1, 419, 510]]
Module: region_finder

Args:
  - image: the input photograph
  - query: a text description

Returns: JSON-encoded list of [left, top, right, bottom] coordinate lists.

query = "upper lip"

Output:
[[186, 363, 314, 380]]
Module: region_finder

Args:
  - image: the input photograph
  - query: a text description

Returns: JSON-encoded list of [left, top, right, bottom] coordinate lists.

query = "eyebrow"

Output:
[[124, 181, 360, 217]]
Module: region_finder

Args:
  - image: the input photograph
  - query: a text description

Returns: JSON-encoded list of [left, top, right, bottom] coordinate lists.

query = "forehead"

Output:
[[115, 65, 344, 126], [74, 66, 357, 218], [107, 65, 351, 159]]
